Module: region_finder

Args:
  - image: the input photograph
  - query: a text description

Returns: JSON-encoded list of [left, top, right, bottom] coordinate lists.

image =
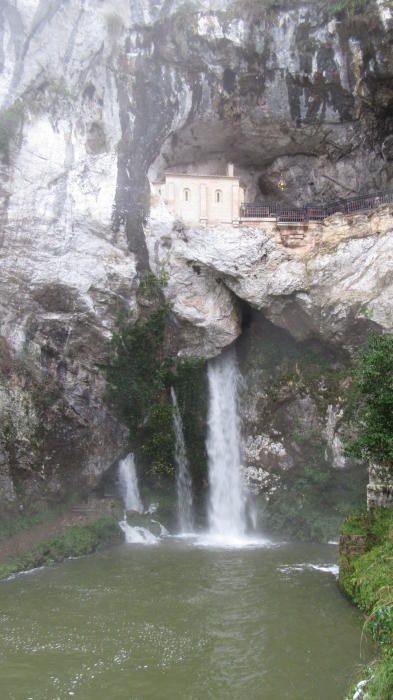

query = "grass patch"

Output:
[[361, 656, 393, 700], [0, 499, 79, 542], [0, 517, 121, 581], [346, 656, 393, 699], [340, 508, 393, 698], [341, 508, 392, 543], [330, 0, 368, 15]]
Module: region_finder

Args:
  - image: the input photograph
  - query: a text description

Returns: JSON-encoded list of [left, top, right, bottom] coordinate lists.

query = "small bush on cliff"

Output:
[[106, 298, 175, 476], [330, 0, 368, 15], [345, 333, 393, 469], [172, 358, 207, 492], [106, 273, 207, 481]]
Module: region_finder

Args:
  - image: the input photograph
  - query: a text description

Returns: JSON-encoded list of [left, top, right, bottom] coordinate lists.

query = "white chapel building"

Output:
[[153, 163, 245, 225]]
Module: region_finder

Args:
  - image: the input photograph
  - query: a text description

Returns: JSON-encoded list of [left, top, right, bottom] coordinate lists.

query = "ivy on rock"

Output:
[[105, 274, 207, 483], [346, 333, 393, 469]]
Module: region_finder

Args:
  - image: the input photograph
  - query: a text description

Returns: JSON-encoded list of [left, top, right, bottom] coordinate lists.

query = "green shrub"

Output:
[[330, 0, 368, 14], [106, 305, 170, 431], [140, 401, 176, 476], [106, 274, 207, 481], [0, 517, 121, 581], [340, 509, 393, 698], [0, 499, 78, 542], [341, 507, 392, 542], [362, 656, 393, 700], [105, 297, 176, 476], [345, 334, 393, 468], [172, 357, 208, 490]]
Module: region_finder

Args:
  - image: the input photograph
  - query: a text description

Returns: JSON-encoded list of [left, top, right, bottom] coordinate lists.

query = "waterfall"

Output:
[[118, 454, 159, 545], [171, 387, 194, 533], [206, 350, 247, 541], [118, 453, 143, 513]]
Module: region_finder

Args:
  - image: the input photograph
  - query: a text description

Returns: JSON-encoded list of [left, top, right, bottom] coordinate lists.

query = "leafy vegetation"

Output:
[[331, 0, 393, 15], [0, 517, 121, 581], [340, 335, 393, 697], [0, 498, 78, 542], [345, 334, 393, 468], [106, 299, 174, 476], [106, 273, 207, 482], [172, 358, 208, 495], [340, 509, 393, 700], [330, 0, 368, 15]]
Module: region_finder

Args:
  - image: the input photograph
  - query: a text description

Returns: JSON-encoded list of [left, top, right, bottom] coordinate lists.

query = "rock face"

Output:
[[234, 315, 367, 539], [367, 464, 393, 509], [148, 201, 393, 355], [1, 0, 393, 509]]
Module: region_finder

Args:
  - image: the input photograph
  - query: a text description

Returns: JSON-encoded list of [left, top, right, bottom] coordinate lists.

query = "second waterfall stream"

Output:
[[118, 454, 159, 545], [171, 387, 194, 534]]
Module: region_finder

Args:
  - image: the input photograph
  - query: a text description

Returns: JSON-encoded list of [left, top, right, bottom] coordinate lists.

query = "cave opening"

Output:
[[223, 68, 236, 94]]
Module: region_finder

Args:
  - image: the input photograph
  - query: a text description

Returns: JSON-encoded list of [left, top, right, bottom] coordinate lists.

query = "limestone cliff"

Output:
[[148, 200, 393, 355], [1, 0, 393, 510]]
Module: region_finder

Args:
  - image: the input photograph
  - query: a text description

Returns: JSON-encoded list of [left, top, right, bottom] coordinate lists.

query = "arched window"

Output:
[[184, 188, 191, 202], [215, 190, 222, 203]]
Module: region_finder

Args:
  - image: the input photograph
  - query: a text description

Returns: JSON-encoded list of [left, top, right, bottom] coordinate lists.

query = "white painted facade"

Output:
[[153, 164, 245, 225]]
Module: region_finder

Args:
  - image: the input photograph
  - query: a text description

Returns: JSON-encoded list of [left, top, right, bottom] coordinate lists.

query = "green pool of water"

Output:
[[0, 539, 369, 699]]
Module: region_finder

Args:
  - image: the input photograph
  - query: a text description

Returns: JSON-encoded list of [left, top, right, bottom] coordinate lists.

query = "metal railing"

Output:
[[240, 190, 393, 223]]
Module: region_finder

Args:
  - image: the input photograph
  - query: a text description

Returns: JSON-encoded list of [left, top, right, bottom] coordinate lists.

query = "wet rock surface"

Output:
[[148, 201, 393, 354]]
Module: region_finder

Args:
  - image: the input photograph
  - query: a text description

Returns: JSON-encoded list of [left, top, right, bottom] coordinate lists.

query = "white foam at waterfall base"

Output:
[[278, 563, 339, 578], [118, 453, 143, 513], [118, 454, 160, 545], [171, 387, 194, 534], [195, 533, 274, 549], [119, 519, 159, 545]]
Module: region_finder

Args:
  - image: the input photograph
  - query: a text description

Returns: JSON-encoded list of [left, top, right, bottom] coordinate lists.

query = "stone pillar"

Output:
[[200, 184, 208, 225], [367, 463, 393, 510], [232, 183, 240, 226]]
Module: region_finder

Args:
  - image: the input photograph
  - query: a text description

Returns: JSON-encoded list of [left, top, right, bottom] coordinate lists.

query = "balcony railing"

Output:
[[240, 190, 393, 223]]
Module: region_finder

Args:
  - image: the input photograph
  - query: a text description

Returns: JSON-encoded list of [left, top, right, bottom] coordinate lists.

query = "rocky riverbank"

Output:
[[0, 499, 122, 580]]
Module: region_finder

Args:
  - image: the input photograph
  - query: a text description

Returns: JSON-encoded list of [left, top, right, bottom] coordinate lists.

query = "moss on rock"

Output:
[[340, 509, 393, 699], [0, 517, 121, 581]]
